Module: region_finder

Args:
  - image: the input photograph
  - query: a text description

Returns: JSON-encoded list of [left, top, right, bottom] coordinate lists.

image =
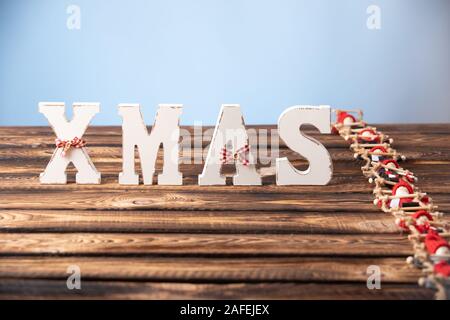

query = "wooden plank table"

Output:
[[0, 124, 449, 299]]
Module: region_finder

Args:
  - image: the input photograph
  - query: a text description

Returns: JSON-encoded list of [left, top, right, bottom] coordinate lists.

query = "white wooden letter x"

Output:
[[39, 102, 101, 184]]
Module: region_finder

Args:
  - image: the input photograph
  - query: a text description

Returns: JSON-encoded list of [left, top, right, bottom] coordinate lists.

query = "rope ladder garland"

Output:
[[332, 109, 450, 300]]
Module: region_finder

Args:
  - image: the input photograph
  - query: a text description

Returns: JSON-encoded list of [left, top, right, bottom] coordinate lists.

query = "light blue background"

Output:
[[0, 0, 449, 125]]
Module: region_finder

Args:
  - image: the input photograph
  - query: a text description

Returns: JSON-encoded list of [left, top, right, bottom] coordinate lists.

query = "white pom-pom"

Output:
[[406, 256, 414, 265], [418, 277, 425, 286]]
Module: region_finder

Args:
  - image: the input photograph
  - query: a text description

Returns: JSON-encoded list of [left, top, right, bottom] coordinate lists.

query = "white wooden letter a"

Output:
[[199, 104, 261, 185], [39, 102, 101, 184]]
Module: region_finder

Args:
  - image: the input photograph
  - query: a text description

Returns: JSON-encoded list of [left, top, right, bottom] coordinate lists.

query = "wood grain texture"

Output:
[[0, 189, 383, 211], [0, 233, 413, 256], [0, 210, 404, 234], [0, 124, 449, 299], [1, 189, 449, 212], [0, 256, 421, 282], [0, 280, 435, 300]]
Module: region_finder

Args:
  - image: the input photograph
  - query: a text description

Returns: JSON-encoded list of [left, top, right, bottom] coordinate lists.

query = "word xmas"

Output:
[[39, 102, 333, 186]]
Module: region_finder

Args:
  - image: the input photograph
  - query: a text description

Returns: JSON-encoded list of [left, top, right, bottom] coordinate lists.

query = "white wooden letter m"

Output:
[[39, 102, 101, 184]]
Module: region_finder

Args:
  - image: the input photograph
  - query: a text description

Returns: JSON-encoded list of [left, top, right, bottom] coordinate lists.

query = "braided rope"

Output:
[[332, 109, 450, 300], [55, 137, 86, 157]]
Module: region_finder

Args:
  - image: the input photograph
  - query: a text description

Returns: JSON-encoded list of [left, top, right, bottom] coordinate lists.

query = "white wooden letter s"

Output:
[[39, 102, 101, 184], [276, 105, 333, 185], [118, 104, 183, 185]]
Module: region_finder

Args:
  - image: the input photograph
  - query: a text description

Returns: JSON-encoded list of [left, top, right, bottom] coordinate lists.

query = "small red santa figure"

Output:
[[357, 128, 381, 143], [337, 112, 356, 126], [434, 261, 450, 277], [395, 210, 433, 234], [332, 111, 360, 134], [368, 146, 388, 162], [425, 230, 450, 261], [389, 180, 415, 209], [377, 159, 415, 183]]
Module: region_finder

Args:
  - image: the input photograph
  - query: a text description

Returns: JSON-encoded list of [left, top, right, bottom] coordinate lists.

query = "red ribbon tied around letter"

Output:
[[220, 144, 250, 166], [55, 137, 86, 157]]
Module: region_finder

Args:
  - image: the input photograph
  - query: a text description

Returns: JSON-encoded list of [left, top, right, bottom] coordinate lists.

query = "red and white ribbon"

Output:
[[220, 144, 250, 166], [55, 137, 86, 157]]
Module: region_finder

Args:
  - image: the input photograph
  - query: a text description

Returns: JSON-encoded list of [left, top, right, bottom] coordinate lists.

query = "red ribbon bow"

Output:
[[55, 137, 86, 157], [220, 144, 250, 166]]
